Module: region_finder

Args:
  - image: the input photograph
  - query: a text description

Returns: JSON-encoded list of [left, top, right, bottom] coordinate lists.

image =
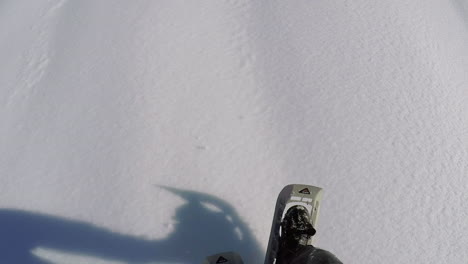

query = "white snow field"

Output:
[[1, 0, 468, 263]]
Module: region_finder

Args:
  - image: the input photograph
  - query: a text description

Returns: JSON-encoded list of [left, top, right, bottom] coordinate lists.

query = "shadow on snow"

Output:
[[0, 186, 263, 264]]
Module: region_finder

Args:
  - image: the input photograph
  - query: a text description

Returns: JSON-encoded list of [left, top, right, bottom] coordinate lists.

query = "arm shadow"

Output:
[[0, 186, 263, 264]]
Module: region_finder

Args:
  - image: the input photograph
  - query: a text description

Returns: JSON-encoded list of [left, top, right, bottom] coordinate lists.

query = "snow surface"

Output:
[[1, 0, 468, 263]]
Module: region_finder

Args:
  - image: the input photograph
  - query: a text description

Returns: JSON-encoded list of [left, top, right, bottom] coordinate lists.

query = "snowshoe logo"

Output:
[[216, 256, 228, 263], [299, 188, 310, 194]]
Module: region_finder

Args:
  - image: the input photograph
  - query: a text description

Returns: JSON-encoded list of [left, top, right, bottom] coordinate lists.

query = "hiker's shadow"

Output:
[[1, 186, 263, 264]]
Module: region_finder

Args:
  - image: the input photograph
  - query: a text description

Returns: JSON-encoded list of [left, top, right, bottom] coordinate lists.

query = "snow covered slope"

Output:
[[1, 0, 468, 263]]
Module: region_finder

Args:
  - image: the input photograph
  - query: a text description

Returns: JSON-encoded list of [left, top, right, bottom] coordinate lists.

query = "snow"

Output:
[[1, 0, 468, 263]]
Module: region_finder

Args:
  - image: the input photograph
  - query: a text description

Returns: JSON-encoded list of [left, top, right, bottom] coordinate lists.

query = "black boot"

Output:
[[276, 205, 316, 264]]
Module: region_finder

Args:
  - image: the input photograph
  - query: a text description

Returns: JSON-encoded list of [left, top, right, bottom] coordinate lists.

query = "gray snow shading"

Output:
[[1, 0, 468, 263]]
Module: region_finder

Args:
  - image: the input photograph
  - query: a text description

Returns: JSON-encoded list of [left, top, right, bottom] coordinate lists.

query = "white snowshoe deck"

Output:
[[264, 184, 323, 264], [203, 184, 323, 264]]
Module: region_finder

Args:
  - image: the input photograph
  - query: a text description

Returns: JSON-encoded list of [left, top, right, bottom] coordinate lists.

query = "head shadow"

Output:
[[0, 186, 263, 264]]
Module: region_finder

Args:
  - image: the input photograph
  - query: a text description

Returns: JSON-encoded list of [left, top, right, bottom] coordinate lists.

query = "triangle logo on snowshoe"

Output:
[[216, 256, 228, 263], [299, 188, 310, 194]]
